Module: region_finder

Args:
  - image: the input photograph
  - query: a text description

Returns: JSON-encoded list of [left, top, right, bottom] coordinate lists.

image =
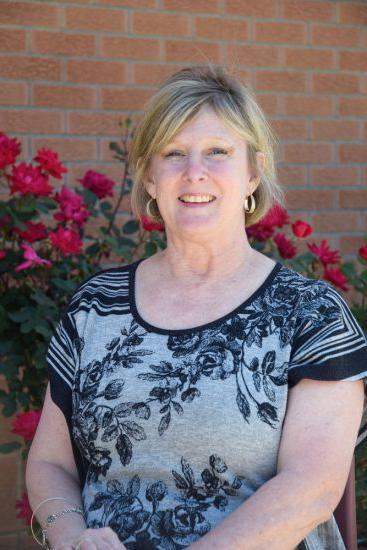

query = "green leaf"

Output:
[[122, 219, 139, 235], [341, 262, 357, 278], [0, 442, 22, 454], [144, 241, 157, 257], [0, 394, 17, 417], [7, 307, 35, 323], [85, 243, 101, 255], [100, 201, 112, 211]]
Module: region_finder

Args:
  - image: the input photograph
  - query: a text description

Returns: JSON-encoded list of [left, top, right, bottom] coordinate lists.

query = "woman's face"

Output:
[[144, 104, 263, 238]]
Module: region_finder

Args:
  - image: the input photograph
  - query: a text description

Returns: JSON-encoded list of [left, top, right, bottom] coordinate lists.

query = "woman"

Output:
[[26, 65, 367, 550]]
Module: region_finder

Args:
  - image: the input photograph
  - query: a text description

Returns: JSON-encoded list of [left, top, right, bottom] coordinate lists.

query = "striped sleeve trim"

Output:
[[289, 283, 367, 387]]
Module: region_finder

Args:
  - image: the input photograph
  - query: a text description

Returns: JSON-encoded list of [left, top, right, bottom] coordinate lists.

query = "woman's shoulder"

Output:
[[63, 261, 138, 317]]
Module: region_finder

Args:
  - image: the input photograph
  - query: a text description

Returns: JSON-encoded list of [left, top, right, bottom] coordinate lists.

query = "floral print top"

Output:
[[47, 258, 367, 550]]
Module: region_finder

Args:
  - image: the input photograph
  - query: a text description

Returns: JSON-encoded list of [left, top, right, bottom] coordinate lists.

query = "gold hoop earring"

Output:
[[146, 197, 156, 219], [244, 194, 256, 214]]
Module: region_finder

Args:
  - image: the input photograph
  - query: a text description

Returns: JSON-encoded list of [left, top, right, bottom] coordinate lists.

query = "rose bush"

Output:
[[0, 122, 366, 542]]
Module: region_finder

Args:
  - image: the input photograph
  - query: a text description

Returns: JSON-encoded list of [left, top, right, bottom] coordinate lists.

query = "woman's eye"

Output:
[[165, 148, 228, 158], [210, 148, 228, 155], [165, 151, 183, 157]]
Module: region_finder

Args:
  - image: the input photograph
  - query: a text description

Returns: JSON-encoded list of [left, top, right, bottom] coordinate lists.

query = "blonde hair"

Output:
[[128, 63, 285, 227]]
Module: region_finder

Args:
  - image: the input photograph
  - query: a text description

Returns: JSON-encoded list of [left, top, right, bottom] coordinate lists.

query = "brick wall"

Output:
[[0, 0, 366, 547]]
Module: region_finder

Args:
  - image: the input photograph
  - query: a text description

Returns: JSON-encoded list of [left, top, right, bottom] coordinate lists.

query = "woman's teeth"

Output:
[[179, 195, 215, 203]]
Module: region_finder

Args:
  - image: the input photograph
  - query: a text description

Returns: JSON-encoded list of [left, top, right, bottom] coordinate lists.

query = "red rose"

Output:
[[260, 203, 289, 229], [307, 239, 341, 267], [16, 492, 33, 526], [12, 410, 42, 441], [54, 185, 90, 227], [292, 220, 313, 238], [273, 233, 297, 259], [140, 215, 165, 232], [9, 162, 53, 197], [49, 226, 83, 256], [323, 267, 349, 292], [0, 250, 6, 260], [358, 245, 367, 262], [246, 203, 289, 242], [34, 148, 67, 180], [13, 221, 47, 243], [78, 170, 115, 199], [0, 132, 21, 170]]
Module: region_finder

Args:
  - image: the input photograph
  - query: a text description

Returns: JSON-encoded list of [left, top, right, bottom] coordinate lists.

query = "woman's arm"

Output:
[[26, 383, 124, 549], [188, 378, 365, 550]]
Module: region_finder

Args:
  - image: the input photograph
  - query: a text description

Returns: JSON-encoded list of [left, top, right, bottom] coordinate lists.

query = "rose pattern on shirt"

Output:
[[87, 454, 245, 549]]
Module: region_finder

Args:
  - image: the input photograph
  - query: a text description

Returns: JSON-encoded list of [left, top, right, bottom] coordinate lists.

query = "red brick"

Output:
[[257, 94, 278, 116], [271, 119, 307, 140], [0, 2, 58, 26], [0, 110, 63, 134], [340, 235, 366, 256], [311, 166, 359, 186], [284, 95, 333, 116], [101, 88, 153, 111], [196, 16, 248, 41], [66, 60, 126, 84], [312, 73, 360, 94], [339, 97, 367, 117], [68, 112, 124, 135], [0, 534, 17, 549], [32, 31, 96, 57], [339, 51, 367, 72], [0, 454, 19, 532], [165, 40, 220, 63], [286, 189, 336, 209], [0, 83, 27, 106], [133, 63, 186, 85], [161, 0, 220, 13], [256, 71, 306, 92], [338, 3, 367, 25], [64, 6, 126, 32], [285, 48, 335, 70], [0, 56, 60, 81], [0, 29, 26, 52], [103, 0, 154, 4], [312, 120, 359, 141], [101, 36, 160, 61], [19, 532, 40, 550], [32, 138, 96, 162], [277, 165, 307, 186], [133, 12, 189, 36], [283, 143, 332, 164], [339, 144, 367, 163], [227, 44, 280, 68], [339, 189, 367, 208], [311, 24, 360, 48], [283, 0, 334, 22], [33, 84, 97, 109], [225, 0, 277, 17], [254, 21, 306, 44], [312, 211, 360, 233]]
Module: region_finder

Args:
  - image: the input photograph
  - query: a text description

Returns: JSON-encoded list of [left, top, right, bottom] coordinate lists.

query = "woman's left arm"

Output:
[[189, 378, 365, 550]]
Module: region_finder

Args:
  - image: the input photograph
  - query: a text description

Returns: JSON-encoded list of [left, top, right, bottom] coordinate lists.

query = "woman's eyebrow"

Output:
[[168, 136, 233, 145]]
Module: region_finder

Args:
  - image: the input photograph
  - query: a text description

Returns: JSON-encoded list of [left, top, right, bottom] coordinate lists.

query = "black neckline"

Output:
[[128, 257, 284, 336]]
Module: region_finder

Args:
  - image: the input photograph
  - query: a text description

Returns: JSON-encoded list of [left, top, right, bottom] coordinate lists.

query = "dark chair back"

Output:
[[334, 456, 357, 550]]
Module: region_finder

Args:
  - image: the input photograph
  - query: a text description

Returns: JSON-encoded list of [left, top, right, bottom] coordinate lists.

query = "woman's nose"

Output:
[[183, 153, 208, 181]]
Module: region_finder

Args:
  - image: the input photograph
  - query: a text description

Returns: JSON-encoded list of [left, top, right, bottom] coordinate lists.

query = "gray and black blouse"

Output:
[[47, 258, 367, 550]]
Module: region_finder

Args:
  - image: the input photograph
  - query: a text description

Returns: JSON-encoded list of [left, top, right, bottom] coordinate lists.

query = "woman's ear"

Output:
[[249, 152, 266, 194]]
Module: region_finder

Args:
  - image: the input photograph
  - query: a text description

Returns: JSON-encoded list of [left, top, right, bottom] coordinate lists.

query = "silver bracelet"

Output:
[[41, 507, 85, 549]]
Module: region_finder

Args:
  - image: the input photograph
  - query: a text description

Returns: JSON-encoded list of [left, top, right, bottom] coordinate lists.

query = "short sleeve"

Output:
[[46, 293, 80, 427], [288, 281, 367, 390]]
